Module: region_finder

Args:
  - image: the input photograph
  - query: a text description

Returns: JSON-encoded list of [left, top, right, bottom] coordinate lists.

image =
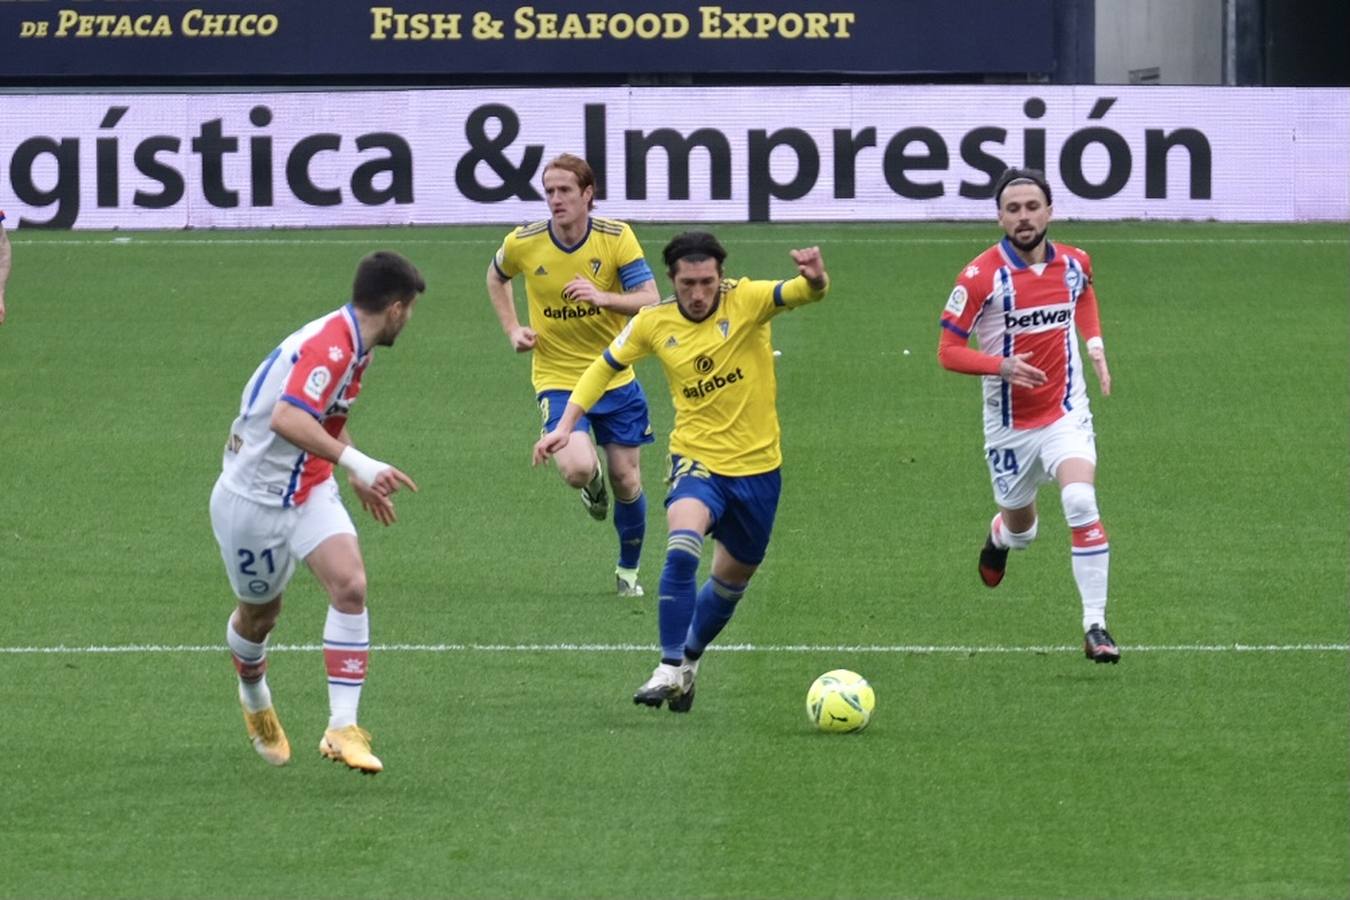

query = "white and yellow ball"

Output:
[[806, 669, 875, 733]]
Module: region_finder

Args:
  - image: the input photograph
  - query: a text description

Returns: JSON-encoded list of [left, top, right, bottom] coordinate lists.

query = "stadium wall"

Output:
[[1, 85, 1346, 228]]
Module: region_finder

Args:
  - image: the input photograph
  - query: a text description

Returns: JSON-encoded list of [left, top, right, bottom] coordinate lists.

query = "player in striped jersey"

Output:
[[210, 251, 425, 772], [938, 169, 1120, 663], [534, 232, 829, 710], [487, 154, 659, 598]]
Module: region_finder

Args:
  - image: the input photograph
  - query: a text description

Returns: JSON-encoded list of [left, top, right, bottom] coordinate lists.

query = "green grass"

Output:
[[0, 222, 1346, 899]]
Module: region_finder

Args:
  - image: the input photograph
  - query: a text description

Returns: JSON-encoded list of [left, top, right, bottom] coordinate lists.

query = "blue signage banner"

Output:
[[1, 0, 1055, 78]]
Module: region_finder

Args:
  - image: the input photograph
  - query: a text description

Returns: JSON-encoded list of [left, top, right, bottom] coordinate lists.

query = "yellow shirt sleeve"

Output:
[[569, 311, 652, 410], [492, 230, 520, 280], [760, 273, 829, 321]]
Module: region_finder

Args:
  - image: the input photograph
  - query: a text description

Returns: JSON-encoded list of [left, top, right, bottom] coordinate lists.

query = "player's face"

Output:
[[998, 183, 1052, 253], [543, 168, 593, 231], [671, 258, 722, 321], [376, 296, 416, 347]]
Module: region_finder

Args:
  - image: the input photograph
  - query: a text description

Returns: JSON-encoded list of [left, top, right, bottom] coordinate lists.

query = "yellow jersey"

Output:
[[571, 274, 828, 476], [493, 217, 654, 393]]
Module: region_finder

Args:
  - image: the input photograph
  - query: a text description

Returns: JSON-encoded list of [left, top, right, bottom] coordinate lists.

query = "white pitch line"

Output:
[[1, 642, 1346, 654], [8, 237, 1346, 247]]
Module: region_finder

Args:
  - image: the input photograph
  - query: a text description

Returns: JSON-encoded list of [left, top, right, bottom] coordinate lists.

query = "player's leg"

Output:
[[602, 443, 647, 595], [635, 461, 720, 709], [295, 480, 383, 772], [1043, 413, 1117, 662], [1055, 458, 1117, 663], [539, 390, 607, 520], [673, 470, 779, 712], [210, 478, 296, 766], [980, 434, 1043, 587], [591, 382, 656, 595]]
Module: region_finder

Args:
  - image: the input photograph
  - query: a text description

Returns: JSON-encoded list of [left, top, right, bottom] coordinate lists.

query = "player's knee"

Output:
[[1003, 518, 1038, 549], [328, 571, 368, 612], [1060, 482, 1100, 528], [558, 462, 592, 489], [611, 468, 642, 502]]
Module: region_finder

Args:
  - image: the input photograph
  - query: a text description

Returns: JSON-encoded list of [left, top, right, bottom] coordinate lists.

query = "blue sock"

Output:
[[658, 530, 702, 661], [685, 576, 746, 658], [613, 491, 646, 570]]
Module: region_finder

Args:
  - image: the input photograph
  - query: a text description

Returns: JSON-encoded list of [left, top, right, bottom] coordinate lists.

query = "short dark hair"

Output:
[[662, 231, 727, 276], [351, 251, 425, 312], [994, 168, 1052, 207]]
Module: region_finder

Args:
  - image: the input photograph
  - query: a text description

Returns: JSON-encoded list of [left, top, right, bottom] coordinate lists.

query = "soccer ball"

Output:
[[806, 669, 875, 733]]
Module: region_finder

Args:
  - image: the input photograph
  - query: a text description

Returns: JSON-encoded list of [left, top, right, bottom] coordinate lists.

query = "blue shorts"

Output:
[[664, 454, 782, 566], [537, 380, 654, 448]]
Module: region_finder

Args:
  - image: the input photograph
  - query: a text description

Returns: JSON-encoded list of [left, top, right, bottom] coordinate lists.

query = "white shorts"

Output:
[[983, 412, 1097, 510], [209, 475, 356, 603]]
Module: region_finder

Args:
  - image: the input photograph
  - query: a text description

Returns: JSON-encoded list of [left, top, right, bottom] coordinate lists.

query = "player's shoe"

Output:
[[1084, 624, 1121, 664], [241, 704, 291, 766], [615, 566, 644, 598], [319, 724, 383, 774], [580, 459, 609, 521], [633, 662, 686, 709], [666, 656, 701, 713], [978, 533, 1009, 587]]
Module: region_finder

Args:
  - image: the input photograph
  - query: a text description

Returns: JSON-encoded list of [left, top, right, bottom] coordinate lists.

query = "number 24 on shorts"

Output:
[[986, 448, 1020, 474]]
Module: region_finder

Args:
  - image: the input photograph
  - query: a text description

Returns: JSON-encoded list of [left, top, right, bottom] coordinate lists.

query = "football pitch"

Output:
[[1, 221, 1346, 899]]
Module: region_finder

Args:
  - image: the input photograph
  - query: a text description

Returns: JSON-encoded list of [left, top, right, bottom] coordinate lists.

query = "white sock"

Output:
[[1071, 523, 1110, 632], [227, 616, 272, 713], [1076, 553, 1110, 631], [323, 606, 370, 730]]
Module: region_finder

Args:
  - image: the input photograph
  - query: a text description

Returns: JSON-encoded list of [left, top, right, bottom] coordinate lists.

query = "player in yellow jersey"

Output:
[[534, 232, 829, 711], [486, 154, 660, 597]]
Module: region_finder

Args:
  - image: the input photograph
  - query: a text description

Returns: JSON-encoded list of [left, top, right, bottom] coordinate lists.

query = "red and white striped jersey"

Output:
[[219, 305, 370, 507], [941, 237, 1100, 432]]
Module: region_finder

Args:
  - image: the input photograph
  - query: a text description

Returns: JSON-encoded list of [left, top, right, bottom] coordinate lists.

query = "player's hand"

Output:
[[999, 352, 1047, 388], [368, 465, 418, 498], [532, 429, 571, 466], [509, 326, 537, 353], [789, 246, 826, 287], [349, 474, 400, 526], [563, 276, 604, 307], [1088, 346, 1112, 396]]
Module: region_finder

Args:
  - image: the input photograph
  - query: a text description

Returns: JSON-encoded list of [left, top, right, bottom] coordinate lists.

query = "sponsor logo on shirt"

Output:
[[1003, 305, 1071, 331], [542, 305, 603, 320], [682, 366, 745, 400]]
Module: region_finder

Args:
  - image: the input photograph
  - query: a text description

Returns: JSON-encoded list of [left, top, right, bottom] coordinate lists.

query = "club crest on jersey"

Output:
[[1063, 266, 1084, 294], [303, 367, 331, 401], [717, 319, 729, 339], [589, 258, 602, 275]]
